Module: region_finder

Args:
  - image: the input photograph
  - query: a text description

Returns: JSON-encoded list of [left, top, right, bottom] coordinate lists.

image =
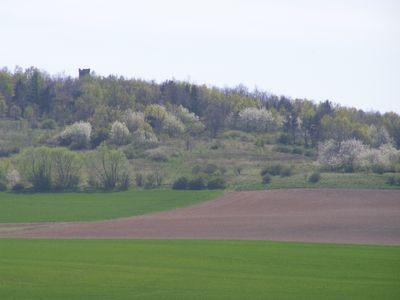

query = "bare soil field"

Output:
[[1, 189, 399, 245]]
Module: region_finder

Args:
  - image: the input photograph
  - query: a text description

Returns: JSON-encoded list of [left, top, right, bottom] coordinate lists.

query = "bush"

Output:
[[172, 176, 189, 190], [91, 128, 109, 148], [59, 121, 92, 149], [262, 173, 271, 184], [119, 173, 130, 190], [234, 165, 243, 176], [261, 163, 282, 176], [192, 165, 202, 174], [162, 114, 185, 137], [371, 164, 386, 174], [173, 105, 204, 135], [360, 144, 399, 173], [86, 144, 130, 190], [278, 133, 291, 145], [14, 147, 84, 191], [220, 130, 256, 143], [204, 164, 219, 176], [144, 104, 168, 132], [188, 177, 206, 190], [210, 140, 223, 150], [11, 182, 25, 192], [304, 149, 316, 158], [123, 145, 141, 159], [219, 166, 227, 175], [387, 175, 400, 186], [273, 145, 291, 153], [255, 139, 265, 148], [207, 177, 226, 189], [123, 111, 147, 132], [0, 146, 20, 157], [261, 163, 292, 177], [110, 121, 130, 145], [236, 107, 281, 132], [0, 161, 9, 190], [0, 181, 6, 191], [40, 118, 57, 129], [308, 171, 321, 183], [292, 147, 303, 155], [317, 139, 400, 173], [144, 174, 157, 189], [280, 165, 293, 177], [6, 169, 21, 189], [144, 171, 164, 189], [134, 173, 143, 187], [145, 148, 169, 162], [131, 128, 158, 148], [51, 148, 82, 190], [17, 147, 53, 191]]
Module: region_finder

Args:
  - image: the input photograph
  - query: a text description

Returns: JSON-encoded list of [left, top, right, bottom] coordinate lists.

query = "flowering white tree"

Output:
[[174, 105, 199, 124], [131, 128, 158, 147], [369, 125, 392, 147], [162, 114, 185, 137], [143, 104, 187, 137], [123, 110, 147, 132], [356, 143, 400, 172], [110, 121, 130, 145], [173, 105, 204, 135], [172, 105, 204, 150], [318, 138, 400, 172], [338, 139, 367, 171], [237, 107, 280, 132], [60, 121, 92, 149], [6, 169, 21, 188], [317, 139, 342, 170]]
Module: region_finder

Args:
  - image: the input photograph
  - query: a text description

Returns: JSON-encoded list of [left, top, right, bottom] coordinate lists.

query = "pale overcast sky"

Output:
[[1, 0, 399, 113]]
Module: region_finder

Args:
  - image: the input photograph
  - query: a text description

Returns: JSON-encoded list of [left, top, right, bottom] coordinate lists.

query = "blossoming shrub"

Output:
[[59, 121, 92, 149], [110, 121, 130, 145], [317, 139, 400, 173], [237, 107, 282, 132]]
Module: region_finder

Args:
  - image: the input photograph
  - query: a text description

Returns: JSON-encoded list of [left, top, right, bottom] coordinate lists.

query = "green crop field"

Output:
[[0, 239, 399, 300], [0, 190, 222, 223]]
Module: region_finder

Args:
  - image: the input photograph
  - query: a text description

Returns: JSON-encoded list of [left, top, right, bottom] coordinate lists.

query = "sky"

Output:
[[1, 0, 400, 113]]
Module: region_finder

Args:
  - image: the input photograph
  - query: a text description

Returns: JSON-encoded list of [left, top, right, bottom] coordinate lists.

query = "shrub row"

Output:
[[192, 164, 226, 176], [172, 176, 226, 190], [1, 145, 130, 192], [260, 163, 293, 177], [134, 171, 164, 189]]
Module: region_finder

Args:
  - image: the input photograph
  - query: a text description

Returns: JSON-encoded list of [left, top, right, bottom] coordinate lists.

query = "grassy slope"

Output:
[[236, 172, 400, 190], [0, 190, 221, 223], [127, 138, 400, 189], [0, 239, 399, 300]]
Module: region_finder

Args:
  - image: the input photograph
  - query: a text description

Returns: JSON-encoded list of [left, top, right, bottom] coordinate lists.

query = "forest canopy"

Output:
[[0, 66, 399, 149]]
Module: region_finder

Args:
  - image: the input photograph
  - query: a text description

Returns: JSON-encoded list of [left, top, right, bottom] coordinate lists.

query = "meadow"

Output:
[[0, 189, 221, 223], [235, 172, 400, 190], [0, 239, 399, 300]]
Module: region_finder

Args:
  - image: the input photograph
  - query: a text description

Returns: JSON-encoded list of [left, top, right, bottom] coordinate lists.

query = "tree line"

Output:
[[0, 66, 399, 149], [0, 145, 130, 192]]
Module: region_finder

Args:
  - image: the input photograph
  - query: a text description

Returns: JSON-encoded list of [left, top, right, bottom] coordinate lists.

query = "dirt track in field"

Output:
[[1, 189, 400, 245]]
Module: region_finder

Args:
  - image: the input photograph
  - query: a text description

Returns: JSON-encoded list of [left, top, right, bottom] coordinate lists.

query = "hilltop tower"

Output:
[[79, 68, 90, 78]]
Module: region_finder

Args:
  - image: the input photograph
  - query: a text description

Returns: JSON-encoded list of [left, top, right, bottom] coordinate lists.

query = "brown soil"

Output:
[[1, 189, 399, 245]]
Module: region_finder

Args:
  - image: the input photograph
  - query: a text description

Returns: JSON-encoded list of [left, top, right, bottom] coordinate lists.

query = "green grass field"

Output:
[[0, 190, 222, 223], [0, 239, 399, 300], [235, 172, 400, 190]]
